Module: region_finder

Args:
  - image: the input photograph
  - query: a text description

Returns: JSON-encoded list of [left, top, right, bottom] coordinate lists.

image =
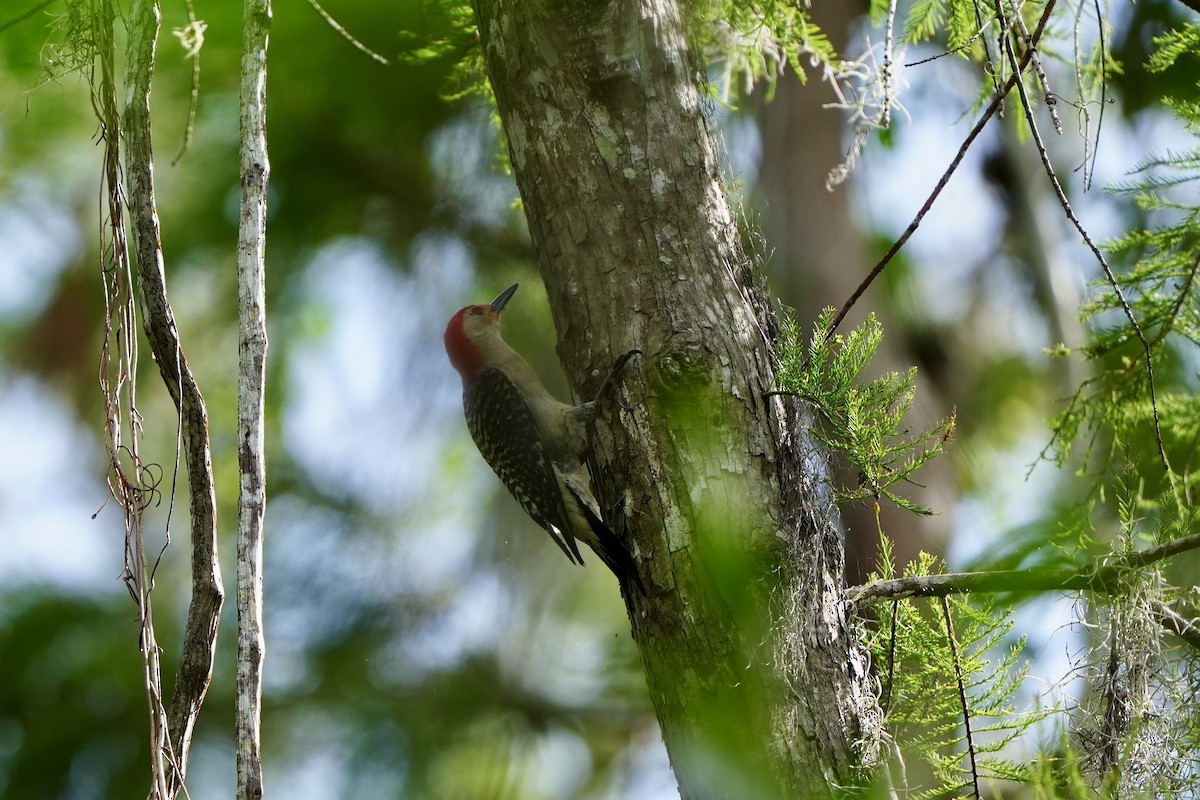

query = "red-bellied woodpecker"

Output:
[[444, 283, 641, 589]]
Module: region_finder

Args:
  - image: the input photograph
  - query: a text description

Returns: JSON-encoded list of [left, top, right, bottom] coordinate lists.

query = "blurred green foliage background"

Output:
[[0, 0, 1196, 797]]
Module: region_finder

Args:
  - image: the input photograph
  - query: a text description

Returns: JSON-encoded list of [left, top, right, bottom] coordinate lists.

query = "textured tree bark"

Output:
[[472, 1, 882, 796]]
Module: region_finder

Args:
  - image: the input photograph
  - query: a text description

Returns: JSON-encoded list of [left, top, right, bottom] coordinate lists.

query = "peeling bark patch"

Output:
[[651, 168, 672, 196]]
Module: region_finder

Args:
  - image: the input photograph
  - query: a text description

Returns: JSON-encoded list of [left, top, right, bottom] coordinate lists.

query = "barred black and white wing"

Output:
[[463, 367, 586, 564]]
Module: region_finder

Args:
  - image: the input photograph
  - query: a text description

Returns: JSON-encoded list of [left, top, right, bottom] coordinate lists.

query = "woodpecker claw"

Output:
[[594, 348, 643, 406], [612, 348, 643, 375]]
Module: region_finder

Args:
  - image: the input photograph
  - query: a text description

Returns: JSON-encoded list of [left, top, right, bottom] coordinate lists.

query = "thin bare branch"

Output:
[[0, 0, 56, 33], [940, 598, 981, 800], [994, 0, 1169, 471], [977, 0, 1003, 111], [1125, 531, 1200, 569], [121, 0, 224, 794], [1010, 1, 1062, 134], [1097, 611, 1127, 777], [849, 531, 1200, 606], [1085, 0, 1107, 189], [825, 0, 1058, 340], [1149, 249, 1200, 350], [235, 0, 272, 795], [1154, 600, 1200, 650], [170, 0, 205, 165], [881, 0, 897, 129], [304, 0, 387, 64], [903, 13, 996, 68], [92, 0, 171, 794], [848, 566, 1084, 603], [881, 599, 899, 713]]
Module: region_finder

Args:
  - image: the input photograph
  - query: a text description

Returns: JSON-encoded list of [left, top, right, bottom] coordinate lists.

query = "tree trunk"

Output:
[[472, 1, 881, 796]]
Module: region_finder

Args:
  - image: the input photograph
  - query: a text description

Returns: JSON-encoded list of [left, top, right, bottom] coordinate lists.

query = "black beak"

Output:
[[490, 283, 519, 313]]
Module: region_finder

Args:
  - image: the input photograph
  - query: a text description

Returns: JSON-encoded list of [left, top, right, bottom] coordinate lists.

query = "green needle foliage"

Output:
[[691, 0, 836, 100], [865, 543, 1047, 799], [775, 306, 955, 515], [398, 2, 486, 102], [1048, 21, 1200, 525]]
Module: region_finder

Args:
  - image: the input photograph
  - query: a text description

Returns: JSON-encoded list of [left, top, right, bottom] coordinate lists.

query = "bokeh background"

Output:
[[0, 1, 1195, 797]]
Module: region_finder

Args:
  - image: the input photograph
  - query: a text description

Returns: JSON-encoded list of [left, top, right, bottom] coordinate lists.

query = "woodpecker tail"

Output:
[[562, 476, 645, 593], [569, 348, 645, 594]]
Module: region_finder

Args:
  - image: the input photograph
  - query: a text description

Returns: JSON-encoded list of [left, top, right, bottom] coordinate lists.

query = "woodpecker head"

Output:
[[444, 283, 519, 381]]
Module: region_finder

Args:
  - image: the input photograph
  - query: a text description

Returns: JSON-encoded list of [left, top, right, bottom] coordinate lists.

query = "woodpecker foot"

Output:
[[593, 348, 643, 407]]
